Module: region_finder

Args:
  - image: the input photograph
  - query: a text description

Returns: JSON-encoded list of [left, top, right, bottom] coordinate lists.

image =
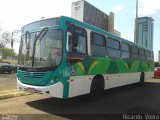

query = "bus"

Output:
[[17, 16, 154, 99]]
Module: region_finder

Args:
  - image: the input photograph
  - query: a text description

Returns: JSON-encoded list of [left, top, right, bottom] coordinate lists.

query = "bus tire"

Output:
[[139, 72, 145, 87], [90, 76, 104, 100]]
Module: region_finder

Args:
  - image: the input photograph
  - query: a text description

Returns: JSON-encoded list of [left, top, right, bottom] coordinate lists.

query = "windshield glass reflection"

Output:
[[18, 30, 62, 68]]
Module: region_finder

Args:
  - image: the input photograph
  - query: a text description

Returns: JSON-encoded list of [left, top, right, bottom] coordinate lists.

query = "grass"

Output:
[[0, 59, 17, 64]]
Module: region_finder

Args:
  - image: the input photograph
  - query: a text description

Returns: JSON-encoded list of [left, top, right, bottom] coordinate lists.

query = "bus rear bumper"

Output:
[[17, 78, 64, 98]]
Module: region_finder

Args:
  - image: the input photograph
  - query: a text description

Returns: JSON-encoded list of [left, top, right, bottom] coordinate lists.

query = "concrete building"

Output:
[[71, 0, 120, 36], [136, 17, 154, 50], [0, 52, 2, 60], [158, 50, 160, 65], [114, 29, 121, 37]]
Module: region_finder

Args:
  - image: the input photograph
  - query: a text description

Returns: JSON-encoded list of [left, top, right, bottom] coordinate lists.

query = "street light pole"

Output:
[[11, 30, 21, 49], [134, 0, 138, 43]]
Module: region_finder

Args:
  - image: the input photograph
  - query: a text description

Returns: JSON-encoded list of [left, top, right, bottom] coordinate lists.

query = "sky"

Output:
[[0, 0, 160, 61]]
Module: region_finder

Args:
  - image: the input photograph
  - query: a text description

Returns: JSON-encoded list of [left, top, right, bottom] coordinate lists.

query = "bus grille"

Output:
[[21, 71, 46, 78]]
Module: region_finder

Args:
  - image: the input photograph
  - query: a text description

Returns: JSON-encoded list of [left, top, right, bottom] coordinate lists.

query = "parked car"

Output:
[[10, 64, 17, 72], [0, 63, 16, 74], [154, 67, 160, 78]]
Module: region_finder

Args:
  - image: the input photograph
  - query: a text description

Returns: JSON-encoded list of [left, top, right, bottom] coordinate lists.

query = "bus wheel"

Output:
[[90, 76, 104, 100], [139, 72, 145, 87]]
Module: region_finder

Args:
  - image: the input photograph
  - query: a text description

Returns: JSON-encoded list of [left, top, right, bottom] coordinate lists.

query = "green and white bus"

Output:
[[17, 16, 154, 99]]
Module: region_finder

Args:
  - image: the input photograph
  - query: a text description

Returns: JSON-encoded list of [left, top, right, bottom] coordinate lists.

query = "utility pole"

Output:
[[134, 0, 138, 43], [11, 30, 21, 49]]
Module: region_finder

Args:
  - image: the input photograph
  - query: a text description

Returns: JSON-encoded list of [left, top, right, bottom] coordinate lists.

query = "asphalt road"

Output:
[[0, 79, 160, 120], [0, 73, 17, 90]]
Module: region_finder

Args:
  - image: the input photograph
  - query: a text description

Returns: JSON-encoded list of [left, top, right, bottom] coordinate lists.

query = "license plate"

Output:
[[28, 88, 35, 93]]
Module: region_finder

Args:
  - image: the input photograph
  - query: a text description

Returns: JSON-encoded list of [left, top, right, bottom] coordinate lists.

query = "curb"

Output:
[[0, 92, 32, 100]]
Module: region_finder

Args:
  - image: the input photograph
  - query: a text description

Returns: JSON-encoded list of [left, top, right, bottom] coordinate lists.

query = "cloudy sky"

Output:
[[0, 0, 160, 60]]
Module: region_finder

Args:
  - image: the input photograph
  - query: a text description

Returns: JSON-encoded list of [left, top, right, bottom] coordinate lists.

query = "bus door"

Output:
[[66, 24, 89, 97]]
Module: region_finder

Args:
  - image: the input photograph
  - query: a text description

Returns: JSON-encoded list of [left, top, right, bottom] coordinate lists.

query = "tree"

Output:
[[0, 47, 17, 61], [155, 62, 159, 67], [0, 32, 12, 51], [0, 29, 21, 50], [0, 30, 20, 61]]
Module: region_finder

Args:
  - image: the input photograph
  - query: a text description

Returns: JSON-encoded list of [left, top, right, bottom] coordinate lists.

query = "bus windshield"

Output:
[[18, 29, 62, 68]]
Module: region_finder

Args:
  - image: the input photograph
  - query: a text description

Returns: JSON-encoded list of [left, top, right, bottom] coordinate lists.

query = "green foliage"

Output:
[[154, 62, 159, 67], [0, 32, 12, 50], [0, 47, 17, 61]]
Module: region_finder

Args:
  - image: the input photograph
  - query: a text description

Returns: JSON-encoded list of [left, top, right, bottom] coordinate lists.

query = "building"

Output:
[[0, 52, 2, 60], [136, 17, 154, 50], [71, 0, 120, 36], [158, 50, 160, 65], [114, 29, 121, 37]]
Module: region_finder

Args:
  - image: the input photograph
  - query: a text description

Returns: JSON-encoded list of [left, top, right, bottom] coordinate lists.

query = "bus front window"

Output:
[[18, 30, 62, 68]]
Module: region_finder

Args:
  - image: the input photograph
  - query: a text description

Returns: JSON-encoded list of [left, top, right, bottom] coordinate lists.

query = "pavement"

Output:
[[0, 73, 159, 101], [0, 89, 32, 100], [0, 78, 160, 119], [0, 73, 32, 100]]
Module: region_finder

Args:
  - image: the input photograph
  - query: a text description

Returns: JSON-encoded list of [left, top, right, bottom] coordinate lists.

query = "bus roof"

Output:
[[21, 16, 153, 52], [60, 16, 153, 52]]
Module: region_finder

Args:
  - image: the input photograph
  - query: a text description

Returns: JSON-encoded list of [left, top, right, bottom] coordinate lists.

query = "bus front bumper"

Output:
[[17, 78, 64, 98]]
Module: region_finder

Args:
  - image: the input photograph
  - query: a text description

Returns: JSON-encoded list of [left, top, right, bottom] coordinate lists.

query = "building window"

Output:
[[91, 32, 106, 56], [107, 37, 120, 58], [137, 17, 154, 50]]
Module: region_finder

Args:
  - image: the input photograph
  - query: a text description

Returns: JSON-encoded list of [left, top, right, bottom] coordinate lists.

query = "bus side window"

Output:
[[67, 32, 73, 53], [131, 46, 139, 60], [151, 52, 154, 61], [67, 24, 87, 55], [107, 37, 120, 58], [66, 24, 87, 64], [139, 48, 145, 61], [145, 51, 151, 61], [121, 42, 130, 59], [77, 36, 87, 53], [91, 32, 106, 56], [67, 33, 87, 54], [70, 33, 78, 52]]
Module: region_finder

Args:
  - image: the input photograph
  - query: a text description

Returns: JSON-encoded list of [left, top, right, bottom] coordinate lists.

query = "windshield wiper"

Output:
[[32, 27, 48, 67], [33, 27, 48, 46]]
